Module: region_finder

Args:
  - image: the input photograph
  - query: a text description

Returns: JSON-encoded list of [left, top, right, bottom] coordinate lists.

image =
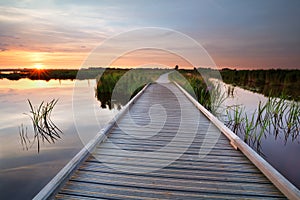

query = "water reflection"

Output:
[[96, 91, 123, 110], [19, 124, 30, 151], [0, 78, 75, 89], [96, 90, 140, 110], [0, 78, 118, 199], [227, 85, 235, 98]]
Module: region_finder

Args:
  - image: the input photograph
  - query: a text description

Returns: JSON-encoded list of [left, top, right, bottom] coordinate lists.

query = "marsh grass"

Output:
[[225, 105, 244, 134], [19, 99, 62, 153], [96, 69, 167, 109], [225, 95, 300, 151], [169, 71, 227, 116], [208, 83, 227, 116]]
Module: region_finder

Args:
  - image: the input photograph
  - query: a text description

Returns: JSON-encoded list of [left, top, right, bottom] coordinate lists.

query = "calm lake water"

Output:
[[0, 78, 299, 199], [0, 79, 117, 199]]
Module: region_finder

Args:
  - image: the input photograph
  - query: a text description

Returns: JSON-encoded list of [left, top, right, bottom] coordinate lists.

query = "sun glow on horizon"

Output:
[[34, 63, 44, 70]]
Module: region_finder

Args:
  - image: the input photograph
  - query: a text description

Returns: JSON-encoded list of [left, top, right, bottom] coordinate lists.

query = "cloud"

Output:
[[0, 5, 133, 53], [0, 1, 300, 69]]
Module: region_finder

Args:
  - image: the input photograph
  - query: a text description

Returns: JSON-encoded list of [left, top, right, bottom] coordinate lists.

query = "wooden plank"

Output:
[[101, 139, 234, 149], [59, 180, 284, 200], [88, 154, 257, 167], [83, 160, 264, 177], [79, 164, 271, 184], [67, 171, 282, 196], [96, 145, 245, 157]]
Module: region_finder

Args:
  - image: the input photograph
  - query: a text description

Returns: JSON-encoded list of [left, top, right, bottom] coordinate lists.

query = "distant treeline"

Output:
[[220, 69, 300, 100], [0, 68, 107, 80], [0, 68, 166, 81]]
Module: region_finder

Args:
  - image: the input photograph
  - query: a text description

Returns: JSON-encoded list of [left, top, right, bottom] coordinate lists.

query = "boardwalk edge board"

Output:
[[173, 81, 300, 200], [33, 83, 151, 200]]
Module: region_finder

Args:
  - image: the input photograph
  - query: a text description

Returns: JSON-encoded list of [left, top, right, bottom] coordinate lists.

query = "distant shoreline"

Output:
[[1, 67, 299, 100]]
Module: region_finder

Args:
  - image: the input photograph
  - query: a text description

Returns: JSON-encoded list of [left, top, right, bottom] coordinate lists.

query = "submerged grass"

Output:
[[19, 99, 62, 153]]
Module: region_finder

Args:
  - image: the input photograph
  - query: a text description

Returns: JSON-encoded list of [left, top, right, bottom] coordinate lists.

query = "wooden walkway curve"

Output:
[[34, 75, 300, 199]]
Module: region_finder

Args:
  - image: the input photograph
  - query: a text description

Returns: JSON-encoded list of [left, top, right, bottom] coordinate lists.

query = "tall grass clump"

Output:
[[96, 69, 167, 109], [226, 105, 244, 134], [169, 70, 226, 116], [19, 99, 62, 153]]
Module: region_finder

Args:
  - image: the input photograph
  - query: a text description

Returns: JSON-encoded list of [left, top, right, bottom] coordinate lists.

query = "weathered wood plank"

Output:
[[59, 181, 284, 200], [78, 164, 271, 184], [67, 171, 282, 196]]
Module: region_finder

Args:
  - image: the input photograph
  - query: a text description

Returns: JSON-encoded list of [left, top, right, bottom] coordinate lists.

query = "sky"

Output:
[[0, 0, 300, 69]]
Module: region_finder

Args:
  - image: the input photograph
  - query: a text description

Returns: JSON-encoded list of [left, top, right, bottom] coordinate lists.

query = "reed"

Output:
[[169, 71, 226, 116], [285, 101, 300, 133], [225, 96, 300, 150], [19, 99, 62, 153], [244, 114, 255, 143], [225, 105, 244, 134], [208, 83, 227, 116]]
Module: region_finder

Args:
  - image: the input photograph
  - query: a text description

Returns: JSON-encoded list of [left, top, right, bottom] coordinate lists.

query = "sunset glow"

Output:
[[34, 63, 43, 70], [0, 1, 299, 69]]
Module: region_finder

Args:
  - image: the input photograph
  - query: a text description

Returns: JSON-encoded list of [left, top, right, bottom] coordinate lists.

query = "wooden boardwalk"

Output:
[[35, 78, 300, 199]]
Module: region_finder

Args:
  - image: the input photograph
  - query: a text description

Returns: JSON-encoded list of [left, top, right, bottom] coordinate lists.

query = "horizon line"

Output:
[[0, 66, 299, 71]]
